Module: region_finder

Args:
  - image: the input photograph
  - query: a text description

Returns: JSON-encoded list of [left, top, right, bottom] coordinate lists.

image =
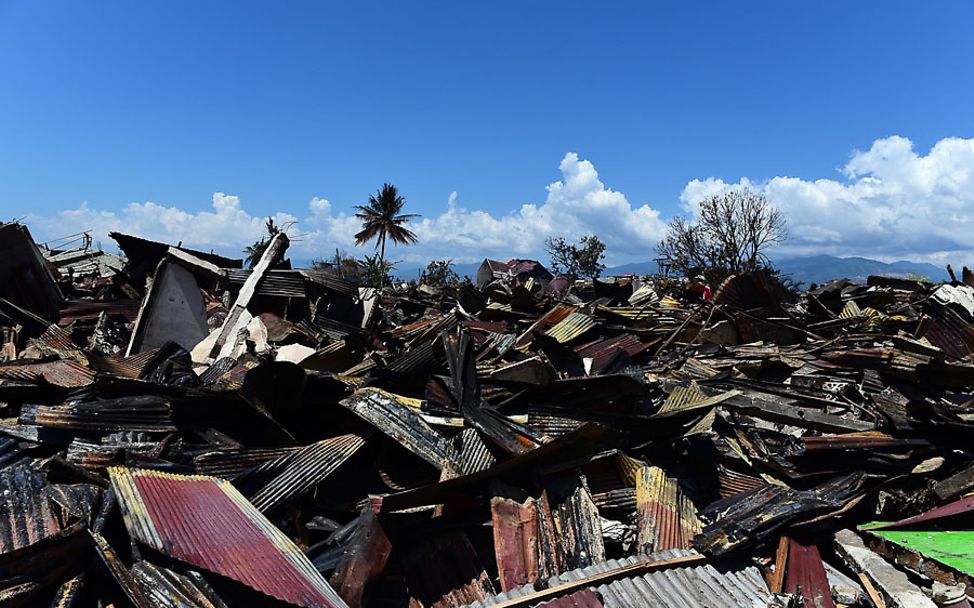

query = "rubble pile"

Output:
[[2, 220, 974, 607]]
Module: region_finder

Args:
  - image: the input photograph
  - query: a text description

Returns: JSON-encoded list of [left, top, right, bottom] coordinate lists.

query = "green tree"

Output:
[[358, 253, 397, 288], [423, 259, 460, 288], [244, 218, 281, 269], [354, 184, 419, 286], [545, 234, 607, 279]]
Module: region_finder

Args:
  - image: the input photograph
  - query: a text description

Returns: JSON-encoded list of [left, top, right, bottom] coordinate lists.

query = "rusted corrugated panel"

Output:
[[67, 435, 161, 471], [227, 269, 308, 297], [20, 395, 176, 432], [194, 446, 301, 478], [0, 359, 95, 388], [657, 386, 739, 416], [783, 537, 836, 608], [541, 481, 605, 575], [109, 467, 347, 608], [33, 324, 87, 365], [0, 462, 61, 554], [297, 270, 361, 297], [545, 313, 597, 344], [402, 530, 496, 608], [717, 466, 765, 499], [491, 493, 541, 592], [240, 432, 369, 512], [59, 299, 141, 325], [339, 388, 457, 470], [635, 466, 701, 554], [455, 428, 499, 476], [515, 305, 576, 348], [130, 561, 228, 608]]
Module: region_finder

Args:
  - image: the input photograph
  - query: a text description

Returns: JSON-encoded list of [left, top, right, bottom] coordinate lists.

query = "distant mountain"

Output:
[[602, 255, 948, 286], [774, 255, 948, 285]]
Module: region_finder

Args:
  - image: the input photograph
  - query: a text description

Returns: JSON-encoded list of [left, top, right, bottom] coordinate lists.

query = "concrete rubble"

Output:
[[2, 220, 974, 607]]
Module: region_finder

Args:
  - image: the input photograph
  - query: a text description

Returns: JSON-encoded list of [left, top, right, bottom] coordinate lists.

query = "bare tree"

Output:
[[656, 188, 786, 286]]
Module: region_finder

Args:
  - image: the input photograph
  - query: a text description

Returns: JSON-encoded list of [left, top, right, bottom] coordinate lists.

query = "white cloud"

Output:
[[23, 136, 974, 267], [680, 135, 974, 263], [24, 152, 668, 265]]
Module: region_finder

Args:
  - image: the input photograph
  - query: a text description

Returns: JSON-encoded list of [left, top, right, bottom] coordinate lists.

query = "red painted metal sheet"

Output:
[[537, 588, 604, 607], [110, 468, 346, 608], [783, 537, 836, 608], [863, 495, 974, 531], [491, 495, 541, 592]]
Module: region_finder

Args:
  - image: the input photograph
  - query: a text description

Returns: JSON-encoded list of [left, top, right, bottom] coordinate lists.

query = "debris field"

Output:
[[2, 220, 974, 607]]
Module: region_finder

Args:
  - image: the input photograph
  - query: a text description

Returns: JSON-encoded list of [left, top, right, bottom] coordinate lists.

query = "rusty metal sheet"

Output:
[[635, 466, 701, 555], [239, 431, 370, 512], [339, 387, 457, 470], [0, 359, 95, 388], [20, 395, 176, 433], [402, 530, 496, 608], [491, 492, 541, 592], [0, 462, 61, 554], [545, 313, 597, 344], [109, 466, 348, 608]]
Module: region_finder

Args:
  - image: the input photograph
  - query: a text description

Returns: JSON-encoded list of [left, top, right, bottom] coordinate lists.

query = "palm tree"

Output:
[[354, 183, 419, 285], [244, 218, 281, 268]]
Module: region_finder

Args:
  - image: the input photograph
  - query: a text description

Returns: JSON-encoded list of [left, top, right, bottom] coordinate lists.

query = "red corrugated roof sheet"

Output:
[[109, 467, 347, 608]]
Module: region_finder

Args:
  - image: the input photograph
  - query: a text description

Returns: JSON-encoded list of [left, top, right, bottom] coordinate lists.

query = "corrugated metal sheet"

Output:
[[34, 324, 88, 365], [635, 466, 701, 555], [455, 428, 499, 476], [67, 434, 160, 471], [0, 462, 61, 554], [387, 340, 438, 373], [340, 388, 458, 470], [194, 446, 301, 478], [59, 299, 141, 325], [783, 537, 835, 608], [227, 269, 309, 298], [466, 550, 770, 608], [516, 305, 576, 348], [545, 313, 597, 344], [537, 589, 603, 607], [240, 432, 369, 512], [109, 467, 348, 608], [402, 530, 496, 608], [491, 493, 541, 592], [20, 395, 176, 432], [297, 270, 360, 297], [657, 386, 739, 416], [129, 560, 228, 608], [0, 359, 95, 388]]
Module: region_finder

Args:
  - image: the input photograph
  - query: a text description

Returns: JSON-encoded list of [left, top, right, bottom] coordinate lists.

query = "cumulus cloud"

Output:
[[680, 135, 974, 263], [23, 152, 668, 265], [401, 153, 668, 263], [22, 136, 974, 266], [25, 193, 298, 254]]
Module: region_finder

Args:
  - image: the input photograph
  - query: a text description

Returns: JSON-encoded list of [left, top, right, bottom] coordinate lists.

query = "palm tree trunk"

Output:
[[379, 232, 387, 288]]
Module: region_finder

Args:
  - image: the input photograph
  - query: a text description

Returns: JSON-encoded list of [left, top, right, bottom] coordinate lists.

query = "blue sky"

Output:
[[2, 2, 974, 264]]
